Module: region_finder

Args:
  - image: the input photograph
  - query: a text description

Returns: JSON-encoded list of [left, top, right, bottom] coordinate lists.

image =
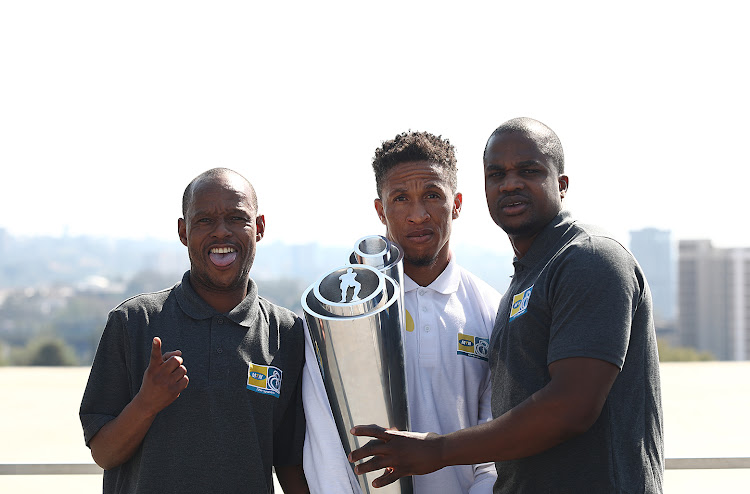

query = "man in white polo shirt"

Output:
[[302, 131, 501, 493]]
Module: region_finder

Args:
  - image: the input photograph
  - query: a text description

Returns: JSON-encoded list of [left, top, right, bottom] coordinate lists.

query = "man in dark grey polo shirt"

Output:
[[80, 168, 309, 493], [349, 118, 664, 493]]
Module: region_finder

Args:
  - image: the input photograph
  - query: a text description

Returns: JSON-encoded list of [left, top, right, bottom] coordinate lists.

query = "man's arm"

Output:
[[349, 356, 618, 488], [275, 464, 310, 494], [89, 337, 188, 470]]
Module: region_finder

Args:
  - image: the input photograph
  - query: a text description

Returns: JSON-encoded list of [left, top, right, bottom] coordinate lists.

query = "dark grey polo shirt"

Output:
[[80, 271, 305, 494], [489, 211, 663, 493]]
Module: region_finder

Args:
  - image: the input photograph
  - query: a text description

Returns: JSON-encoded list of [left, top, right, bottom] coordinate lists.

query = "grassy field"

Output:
[[1, 363, 749, 493]]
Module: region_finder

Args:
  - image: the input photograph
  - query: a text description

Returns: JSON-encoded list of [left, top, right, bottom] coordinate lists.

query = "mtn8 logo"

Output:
[[266, 368, 282, 394], [475, 338, 489, 358]]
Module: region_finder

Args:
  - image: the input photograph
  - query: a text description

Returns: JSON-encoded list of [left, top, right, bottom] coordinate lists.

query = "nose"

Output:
[[406, 201, 430, 224], [211, 218, 232, 237], [498, 173, 524, 194]]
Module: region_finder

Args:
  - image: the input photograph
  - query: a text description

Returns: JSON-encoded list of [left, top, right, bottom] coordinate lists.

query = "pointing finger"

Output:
[[150, 337, 163, 365], [350, 424, 389, 440]]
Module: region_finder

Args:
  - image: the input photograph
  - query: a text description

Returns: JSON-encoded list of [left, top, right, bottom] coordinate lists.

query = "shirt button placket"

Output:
[[216, 317, 224, 354]]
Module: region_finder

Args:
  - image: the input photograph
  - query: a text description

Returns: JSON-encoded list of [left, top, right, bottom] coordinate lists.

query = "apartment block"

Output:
[[630, 228, 675, 324], [678, 240, 750, 360]]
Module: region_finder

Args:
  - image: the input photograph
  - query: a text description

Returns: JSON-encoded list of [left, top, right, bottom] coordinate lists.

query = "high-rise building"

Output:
[[678, 240, 750, 361], [630, 228, 675, 324]]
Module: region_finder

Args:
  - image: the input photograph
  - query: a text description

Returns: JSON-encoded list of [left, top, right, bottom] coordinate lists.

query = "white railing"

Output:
[[2, 458, 750, 475], [664, 457, 750, 469], [0, 464, 102, 475]]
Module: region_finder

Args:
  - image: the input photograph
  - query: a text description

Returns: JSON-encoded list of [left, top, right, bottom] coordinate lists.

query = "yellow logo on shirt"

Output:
[[404, 309, 415, 332], [247, 362, 282, 398], [509, 285, 533, 321], [457, 333, 489, 361]]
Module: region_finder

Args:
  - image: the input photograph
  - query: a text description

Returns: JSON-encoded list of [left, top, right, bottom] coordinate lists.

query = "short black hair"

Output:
[[484, 117, 565, 174], [182, 168, 258, 217], [372, 131, 458, 198]]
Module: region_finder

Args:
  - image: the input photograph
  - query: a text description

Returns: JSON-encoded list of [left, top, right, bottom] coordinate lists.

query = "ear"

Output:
[[255, 215, 265, 242], [374, 198, 386, 225], [452, 192, 463, 219], [178, 218, 188, 247], [558, 175, 569, 199]]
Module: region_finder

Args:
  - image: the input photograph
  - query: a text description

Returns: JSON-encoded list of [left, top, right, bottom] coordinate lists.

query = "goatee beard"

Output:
[[406, 254, 437, 268]]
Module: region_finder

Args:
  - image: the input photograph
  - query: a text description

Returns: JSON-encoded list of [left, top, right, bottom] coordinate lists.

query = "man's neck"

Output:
[[201, 294, 244, 314], [189, 277, 247, 313], [508, 209, 563, 259], [509, 233, 540, 260], [404, 255, 450, 287]]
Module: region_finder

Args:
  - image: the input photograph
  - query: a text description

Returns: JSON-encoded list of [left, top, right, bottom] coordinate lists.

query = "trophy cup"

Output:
[[302, 235, 412, 494]]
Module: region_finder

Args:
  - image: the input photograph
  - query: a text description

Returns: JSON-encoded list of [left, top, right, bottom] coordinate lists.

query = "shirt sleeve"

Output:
[[467, 380, 498, 493], [79, 309, 133, 447], [302, 320, 360, 494], [547, 237, 641, 369], [468, 281, 500, 493]]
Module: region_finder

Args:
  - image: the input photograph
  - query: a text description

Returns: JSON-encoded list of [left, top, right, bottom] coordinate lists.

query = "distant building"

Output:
[[630, 228, 675, 324], [0, 227, 8, 256], [678, 240, 750, 361]]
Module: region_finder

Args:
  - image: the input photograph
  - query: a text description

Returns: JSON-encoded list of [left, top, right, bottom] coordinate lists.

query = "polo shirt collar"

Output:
[[403, 256, 460, 295], [513, 209, 576, 271], [175, 270, 260, 327]]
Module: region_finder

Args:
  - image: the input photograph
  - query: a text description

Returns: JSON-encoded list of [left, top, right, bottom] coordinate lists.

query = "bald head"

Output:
[[484, 117, 565, 174], [182, 168, 258, 217]]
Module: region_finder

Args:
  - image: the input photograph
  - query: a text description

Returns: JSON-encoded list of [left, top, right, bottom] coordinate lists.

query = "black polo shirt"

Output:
[[80, 271, 305, 494], [489, 211, 663, 493]]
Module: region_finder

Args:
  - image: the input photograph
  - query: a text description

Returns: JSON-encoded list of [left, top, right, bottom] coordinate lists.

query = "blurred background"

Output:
[[1, 1, 748, 492]]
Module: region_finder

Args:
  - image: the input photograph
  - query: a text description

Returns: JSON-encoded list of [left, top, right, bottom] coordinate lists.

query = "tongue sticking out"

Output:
[[209, 251, 237, 267]]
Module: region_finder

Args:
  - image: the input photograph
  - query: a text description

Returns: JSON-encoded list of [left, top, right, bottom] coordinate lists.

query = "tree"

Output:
[[657, 338, 715, 362], [0, 340, 8, 366], [12, 337, 80, 366]]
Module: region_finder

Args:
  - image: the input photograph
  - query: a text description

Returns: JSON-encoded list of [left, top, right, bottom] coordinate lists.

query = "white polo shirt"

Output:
[[302, 257, 501, 494]]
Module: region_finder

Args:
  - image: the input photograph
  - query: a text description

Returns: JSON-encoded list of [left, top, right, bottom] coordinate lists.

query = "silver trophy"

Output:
[[302, 235, 412, 494]]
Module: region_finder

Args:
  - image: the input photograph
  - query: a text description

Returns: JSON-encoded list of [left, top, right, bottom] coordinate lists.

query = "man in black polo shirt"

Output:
[[349, 118, 664, 493], [80, 168, 309, 493]]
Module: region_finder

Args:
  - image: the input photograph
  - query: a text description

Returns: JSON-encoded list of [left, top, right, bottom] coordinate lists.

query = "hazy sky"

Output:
[[2, 1, 747, 256]]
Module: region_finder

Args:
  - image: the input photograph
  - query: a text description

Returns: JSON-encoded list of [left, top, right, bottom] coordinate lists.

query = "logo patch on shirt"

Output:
[[405, 309, 415, 332], [509, 285, 533, 321], [247, 362, 282, 398], [457, 333, 489, 361]]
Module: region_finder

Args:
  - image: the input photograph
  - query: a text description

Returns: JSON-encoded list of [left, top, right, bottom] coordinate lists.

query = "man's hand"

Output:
[[89, 336, 188, 470], [345, 357, 620, 489], [348, 425, 442, 488], [137, 337, 189, 416]]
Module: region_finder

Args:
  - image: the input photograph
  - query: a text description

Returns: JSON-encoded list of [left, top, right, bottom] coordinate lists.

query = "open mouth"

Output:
[[500, 196, 529, 215], [209, 246, 237, 267]]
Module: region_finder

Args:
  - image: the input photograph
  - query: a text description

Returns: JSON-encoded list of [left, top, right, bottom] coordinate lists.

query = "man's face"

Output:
[[178, 174, 264, 296], [483, 131, 567, 241], [374, 160, 460, 271]]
